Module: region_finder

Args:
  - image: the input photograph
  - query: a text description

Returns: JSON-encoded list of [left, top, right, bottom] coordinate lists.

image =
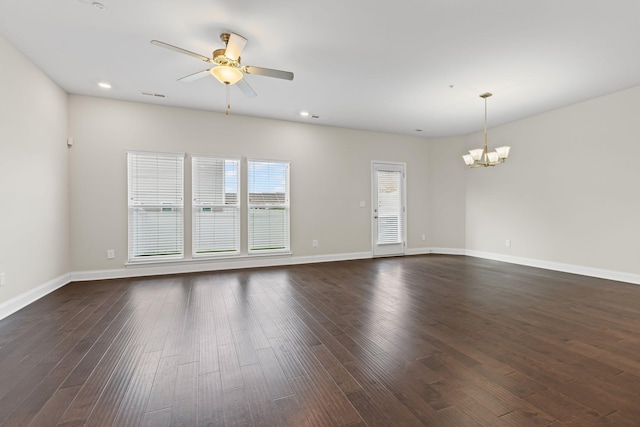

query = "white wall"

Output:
[[68, 96, 434, 272], [427, 136, 466, 251], [0, 36, 69, 305], [465, 86, 640, 275]]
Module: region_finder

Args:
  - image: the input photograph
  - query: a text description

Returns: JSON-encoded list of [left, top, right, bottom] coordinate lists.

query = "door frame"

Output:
[[371, 161, 407, 257]]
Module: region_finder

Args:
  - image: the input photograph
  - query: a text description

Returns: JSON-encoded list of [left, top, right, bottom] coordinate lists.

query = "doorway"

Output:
[[372, 162, 406, 257]]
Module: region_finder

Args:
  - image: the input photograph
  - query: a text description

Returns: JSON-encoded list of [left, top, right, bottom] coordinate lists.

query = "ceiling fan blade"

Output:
[[243, 66, 294, 81], [224, 33, 247, 61], [150, 40, 211, 62], [236, 78, 257, 98], [177, 69, 211, 83]]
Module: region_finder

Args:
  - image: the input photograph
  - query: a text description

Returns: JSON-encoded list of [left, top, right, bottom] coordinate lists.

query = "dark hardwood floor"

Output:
[[1, 255, 640, 426]]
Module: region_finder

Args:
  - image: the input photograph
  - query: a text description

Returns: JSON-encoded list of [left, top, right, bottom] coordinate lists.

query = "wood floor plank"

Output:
[[83, 344, 145, 426], [289, 375, 340, 427], [223, 386, 253, 427], [197, 371, 224, 427], [255, 347, 294, 399], [141, 407, 172, 427], [268, 336, 306, 380], [278, 327, 363, 426], [273, 395, 311, 427], [146, 355, 180, 412], [219, 342, 244, 391], [310, 344, 361, 395], [170, 361, 198, 426], [25, 386, 82, 427], [112, 350, 162, 426], [241, 362, 285, 427], [0, 287, 129, 425], [0, 290, 115, 405], [2, 255, 640, 425], [56, 296, 156, 426]]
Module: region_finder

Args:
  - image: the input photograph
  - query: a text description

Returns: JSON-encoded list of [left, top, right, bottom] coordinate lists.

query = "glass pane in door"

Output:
[[377, 170, 402, 244]]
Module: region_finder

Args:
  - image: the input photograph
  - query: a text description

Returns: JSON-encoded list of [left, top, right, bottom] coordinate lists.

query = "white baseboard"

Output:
[[0, 273, 72, 321], [429, 247, 467, 256], [5, 248, 639, 322], [70, 251, 374, 282], [405, 248, 430, 255], [465, 250, 640, 285]]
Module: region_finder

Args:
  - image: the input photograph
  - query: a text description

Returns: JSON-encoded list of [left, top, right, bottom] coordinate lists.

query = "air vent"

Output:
[[140, 92, 167, 98], [300, 112, 326, 120]]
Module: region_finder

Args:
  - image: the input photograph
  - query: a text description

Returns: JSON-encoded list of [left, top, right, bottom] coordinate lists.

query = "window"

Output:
[[247, 160, 290, 253], [192, 156, 240, 256], [127, 151, 184, 261], [376, 169, 403, 244]]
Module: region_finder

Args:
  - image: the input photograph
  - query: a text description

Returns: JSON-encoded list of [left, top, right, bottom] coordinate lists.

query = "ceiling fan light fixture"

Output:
[[210, 66, 243, 85]]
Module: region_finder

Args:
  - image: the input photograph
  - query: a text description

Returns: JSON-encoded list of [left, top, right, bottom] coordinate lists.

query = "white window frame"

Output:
[[247, 159, 291, 255], [191, 155, 241, 258], [127, 151, 184, 262]]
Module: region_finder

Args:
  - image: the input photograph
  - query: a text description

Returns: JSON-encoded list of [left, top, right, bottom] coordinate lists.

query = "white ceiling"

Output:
[[2, 0, 640, 137]]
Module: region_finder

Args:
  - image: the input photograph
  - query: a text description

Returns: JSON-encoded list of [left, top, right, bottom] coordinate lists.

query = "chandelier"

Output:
[[462, 92, 510, 168]]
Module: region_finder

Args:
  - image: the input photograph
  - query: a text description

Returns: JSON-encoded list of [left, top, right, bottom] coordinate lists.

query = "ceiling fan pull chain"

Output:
[[226, 83, 230, 116]]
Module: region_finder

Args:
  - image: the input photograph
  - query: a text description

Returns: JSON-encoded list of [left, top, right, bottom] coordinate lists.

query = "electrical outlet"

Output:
[[505, 239, 511, 247], [0, 273, 5, 287], [421, 234, 426, 241], [359, 201, 366, 208], [107, 249, 115, 259], [312, 240, 319, 247]]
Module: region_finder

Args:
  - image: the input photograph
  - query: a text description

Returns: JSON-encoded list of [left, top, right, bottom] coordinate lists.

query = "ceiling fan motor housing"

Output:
[[213, 48, 240, 67]]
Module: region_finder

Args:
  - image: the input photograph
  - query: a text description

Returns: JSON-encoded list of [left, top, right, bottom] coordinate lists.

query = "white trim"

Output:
[[465, 250, 640, 285], [405, 247, 466, 256], [4, 248, 640, 323], [430, 247, 467, 255], [71, 251, 373, 282], [0, 273, 72, 321], [406, 247, 431, 255]]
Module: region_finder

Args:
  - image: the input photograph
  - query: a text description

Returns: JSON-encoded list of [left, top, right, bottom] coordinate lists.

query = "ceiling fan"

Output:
[[150, 32, 294, 103]]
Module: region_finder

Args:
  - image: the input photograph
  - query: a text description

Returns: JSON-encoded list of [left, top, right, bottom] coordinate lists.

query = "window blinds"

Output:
[[127, 152, 184, 261], [247, 160, 290, 253], [376, 170, 403, 244], [192, 156, 240, 256]]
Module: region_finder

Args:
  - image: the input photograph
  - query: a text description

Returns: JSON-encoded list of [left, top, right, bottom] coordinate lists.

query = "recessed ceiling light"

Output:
[[92, 2, 106, 10], [98, 82, 111, 89], [300, 111, 310, 117]]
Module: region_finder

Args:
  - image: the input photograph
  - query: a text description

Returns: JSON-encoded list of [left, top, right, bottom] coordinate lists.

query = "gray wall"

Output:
[[68, 96, 435, 271], [462, 86, 640, 275], [0, 36, 69, 304]]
